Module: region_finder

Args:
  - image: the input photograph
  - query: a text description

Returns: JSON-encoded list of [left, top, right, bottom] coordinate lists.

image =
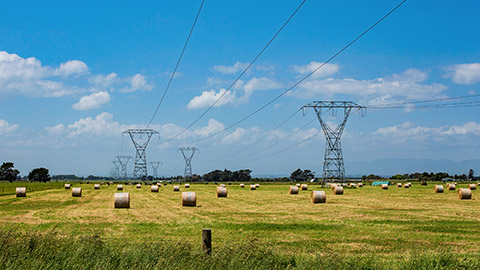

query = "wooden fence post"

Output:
[[202, 228, 212, 255]]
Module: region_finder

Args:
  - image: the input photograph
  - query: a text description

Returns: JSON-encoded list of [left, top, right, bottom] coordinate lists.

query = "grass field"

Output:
[[1, 181, 480, 269]]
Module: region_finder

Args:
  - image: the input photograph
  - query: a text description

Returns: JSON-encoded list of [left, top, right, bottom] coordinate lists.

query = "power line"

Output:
[[368, 93, 480, 108], [180, 0, 408, 145], [146, 0, 206, 128], [163, 0, 308, 142]]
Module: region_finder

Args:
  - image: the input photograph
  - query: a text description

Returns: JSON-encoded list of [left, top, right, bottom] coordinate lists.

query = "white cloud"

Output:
[[194, 119, 224, 137], [0, 119, 19, 135], [220, 127, 248, 145], [293, 61, 340, 78], [55, 60, 88, 77], [120, 74, 153, 93], [72, 91, 111, 110], [45, 124, 65, 136], [213, 61, 249, 74], [89, 73, 118, 87], [445, 63, 480, 85], [66, 112, 123, 138], [291, 68, 447, 105], [186, 88, 236, 109], [243, 77, 281, 94]]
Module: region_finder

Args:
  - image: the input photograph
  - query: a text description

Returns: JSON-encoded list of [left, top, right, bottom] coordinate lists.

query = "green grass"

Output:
[[1, 181, 480, 269]]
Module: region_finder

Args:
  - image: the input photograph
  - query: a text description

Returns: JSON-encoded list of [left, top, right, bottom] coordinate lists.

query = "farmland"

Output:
[[1, 181, 480, 269]]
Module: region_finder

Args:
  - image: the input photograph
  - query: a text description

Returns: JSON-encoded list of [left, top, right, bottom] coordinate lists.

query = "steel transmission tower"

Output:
[[178, 147, 198, 178], [111, 160, 121, 179], [302, 101, 365, 185], [149, 161, 162, 178], [123, 129, 159, 179], [116, 155, 132, 180]]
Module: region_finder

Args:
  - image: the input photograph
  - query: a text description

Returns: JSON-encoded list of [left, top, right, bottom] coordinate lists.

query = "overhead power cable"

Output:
[[163, 0, 308, 142], [180, 0, 408, 145], [368, 93, 480, 108], [146, 0, 206, 128]]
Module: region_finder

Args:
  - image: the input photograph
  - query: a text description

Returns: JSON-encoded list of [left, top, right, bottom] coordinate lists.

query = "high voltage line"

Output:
[[146, 0, 206, 128]]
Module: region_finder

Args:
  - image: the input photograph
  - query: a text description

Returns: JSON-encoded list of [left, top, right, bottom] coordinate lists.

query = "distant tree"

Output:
[[0, 162, 20, 182], [361, 175, 367, 180], [391, 174, 405, 180], [290, 168, 315, 182], [468, 169, 474, 180], [28, 168, 51, 182]]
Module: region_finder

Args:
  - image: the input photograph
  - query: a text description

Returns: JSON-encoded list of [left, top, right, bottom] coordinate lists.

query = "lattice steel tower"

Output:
[[123, 129, 159, 179], [116, 155, 132, 179], [149, 161, 162, 178], [111, 160, 121, 179], [302, 101, 365, 185], [178, 147, 198, 178]]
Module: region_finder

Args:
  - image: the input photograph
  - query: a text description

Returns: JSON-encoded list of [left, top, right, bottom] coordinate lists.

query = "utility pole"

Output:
[[149, 161, 162, 178], [123, 129, 159, 180], [178, 147, 199, 179], [116, 155, 132, 180], [302, 101, 365, 186]]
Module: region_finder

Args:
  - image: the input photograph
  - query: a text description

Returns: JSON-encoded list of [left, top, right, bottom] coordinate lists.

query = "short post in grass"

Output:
[[202, 229, 212, 255]]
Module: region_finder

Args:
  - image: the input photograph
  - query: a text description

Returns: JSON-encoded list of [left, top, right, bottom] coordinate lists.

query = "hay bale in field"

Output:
[[217, 187, 227, 197], [289, 186, 299, 194], [182, 192, 196, 207], [381, 184, 388, 190], [333, 186, 344, 195], [114, 193, 130, 208], [447, 183, 456, 190], [240, 183, 245, 188], [173, 185, 180, 192], [64, 184, 71, 189], [358, 183, 364, 187], [421, 181, 427, 186], [434, 185, 444, 193], [255, 183, 260, 188], [250, 184, 256, 190], [330, 184, 337, 190], [404, 183, 410, 188], [72, 187, 82, 197], [468, 184, 476, 190], [136, 184, 141, 188], [151, 185, 159, 192], [301, 184, 308, 191], [311, 191, 326, 203], [185, 183, 190, 188], [94, 184, 100, 189], [458, 188, 472, 200], [220, 184, 226, 188], [397, 183, 402, 187], [16, 187, 26, 197], [296, 183, 300, 187], [117, 185, 123, 191]]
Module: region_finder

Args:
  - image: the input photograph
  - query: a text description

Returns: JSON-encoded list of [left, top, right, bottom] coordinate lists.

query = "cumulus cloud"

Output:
[[291, 68, 447, 105], [445, 63, 480, 85], [89, 73, 118, 87], [72, 91, 111, 110], [0, 119, 19, 135], [293, 61, 340, 78], [213, 61, 249, 74], [45, 124, 65, 136], [120, 74, 153, 93], [186, 88, 236, 109], [55, 60, 88, 77], [194, 119, 224, 137]]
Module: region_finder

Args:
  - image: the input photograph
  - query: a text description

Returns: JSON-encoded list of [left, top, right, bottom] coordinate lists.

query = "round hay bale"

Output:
[[397, 183, 402, 187], [117, 185, 123, 191], [468, 184, 476, 190], [185, 183, 190, 188], [333, 186, 344, 195], [458, 188, 472, 200], [255, 183, 260, 188], [173, 185, 180, 192], [240, 183, 245, 188], [407, 182, 412, 186], [311, 190, 326, 203], [182, 192, 196, 207], [136, 184, 141, 188], [289, 186, 299, 194], [404, 184, 410, 189], [94, 184, 100, 190], [330, 184, 338, 190], [381, 184, 388, 190], [358, 183, 364, 187], [16, 187, 26, 197], [421, 181, 427, 186], [296, 183, 300, 187], [220, 184, 226, 188], [72, 187, 82, 197], [64, 184, 71, 189], [301, 184, 308, 191], [447, 183, 456, 190], [115, 193, 130, 208], [250, 184, 256, 190], [217, 187, 227, 197], [434, 185, 444, 193], [151, 185, 159, 192]]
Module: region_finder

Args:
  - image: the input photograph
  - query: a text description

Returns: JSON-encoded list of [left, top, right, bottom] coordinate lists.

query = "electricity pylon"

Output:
[[178, 147, 198, 179], [149, 161, 162, 178], [123, 129, 159, 179], [111, 160, 121, 179], [116, 155, 132, 180], [302, 101, 365, 185]]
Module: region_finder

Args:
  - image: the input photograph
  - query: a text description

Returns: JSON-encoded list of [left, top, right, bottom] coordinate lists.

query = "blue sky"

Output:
[[1, 0, 480, 178]]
